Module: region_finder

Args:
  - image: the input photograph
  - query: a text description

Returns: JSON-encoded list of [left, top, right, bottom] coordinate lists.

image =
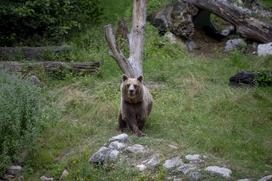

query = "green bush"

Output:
[[0, 0, 102, 46], [0, 71, 42, 174]]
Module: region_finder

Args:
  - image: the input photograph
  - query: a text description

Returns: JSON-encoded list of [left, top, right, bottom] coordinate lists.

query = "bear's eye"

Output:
[[126, 84, 130, 88]]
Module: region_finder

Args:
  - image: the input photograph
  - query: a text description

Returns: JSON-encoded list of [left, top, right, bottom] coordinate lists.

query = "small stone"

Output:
[[127, 144, 145, 153], [40, 176, 54, 181], [187, 171, 202, 181], [89, 146, 110, 164], [108, 149, 119, 161], [220, 25, 235, 36], [109, 134, 128, 143], [7, 165, 22, 176], [168, 144, 178, 149], [176, 163, 197, 174], [163, 156, 183, 170], [185, 154, 202, 163], [3, 174, 15, 180], [258, 42, 272, 56], [258, 175, 272, 181], [224, 38, 246, 52], [18, 176, 24, 181], [205, 166, 232, 178], [186, 40, 199, 52], [143, 154, 160, 168], [60, 169, 69, 180], [136, 164, 147, 171], [108, 141, 126, 150], [28, 75, 41, 86]]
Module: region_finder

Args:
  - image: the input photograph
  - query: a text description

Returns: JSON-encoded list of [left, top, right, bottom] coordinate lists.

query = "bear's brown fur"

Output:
[[118, 74, 153, 136]]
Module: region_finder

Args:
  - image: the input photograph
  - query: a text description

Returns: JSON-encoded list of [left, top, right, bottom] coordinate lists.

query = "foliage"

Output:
[[0, 71, 42, 174], [0, 0, 102, 46]]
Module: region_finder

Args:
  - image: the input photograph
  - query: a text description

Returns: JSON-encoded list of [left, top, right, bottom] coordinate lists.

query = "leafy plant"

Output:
[[0, 71, 42, 174], [0, 0, 103, 46]]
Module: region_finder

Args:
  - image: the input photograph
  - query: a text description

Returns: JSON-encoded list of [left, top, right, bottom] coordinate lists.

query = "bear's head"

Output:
[[122, 74, 143, 103]]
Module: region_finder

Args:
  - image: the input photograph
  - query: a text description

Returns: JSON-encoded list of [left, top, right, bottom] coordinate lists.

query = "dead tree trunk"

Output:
[[186, 0, 272, 43], [104, 0, 147, 78]]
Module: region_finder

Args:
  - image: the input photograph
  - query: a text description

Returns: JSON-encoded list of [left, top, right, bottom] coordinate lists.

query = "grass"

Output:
[[8, 0, 272, 180]]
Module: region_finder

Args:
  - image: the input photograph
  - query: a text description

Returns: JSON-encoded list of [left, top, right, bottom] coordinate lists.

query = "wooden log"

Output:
[[186, 0, 272, 43], [0, 61, 101, 75], [0, 45, 71, 61]]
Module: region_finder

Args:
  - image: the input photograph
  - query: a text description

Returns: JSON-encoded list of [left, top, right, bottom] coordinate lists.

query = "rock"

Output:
[[237, 179, 251, 181], [126, 144, 145, 153], [187, 171, 202, 181], [108, 141, 126, 150], [89, 146, 110, 164], [163, 156, 183, 170], [3, 174, 15, 180], [136, 164, 147, 171], [258, 42, 272, 56], [168, 144, 178, 149], [205, 166, 232, 178], [224, 38, 247, 52], [220, 25, 235, 36], [40, 176, 54, 181], [60, 169, 69, 180], [109, 134, 129, 143], [89, 146, 120, 164], [143, 154, 160, 168], [176, 163, 197, 174], [164, 32, 187, 49], [185, 154, 202, 163], [186, 40, 199, 52], [229, 71, 256, 86], [108, 149, 119, 161], [7, 165, 22, 176], [28, 75, 41, 86], [259, 175, 272, 181]]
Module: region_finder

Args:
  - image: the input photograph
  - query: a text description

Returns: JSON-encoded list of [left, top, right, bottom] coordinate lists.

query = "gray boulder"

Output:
[[126, 144, 145, 153], [89, 146, 119, 164], [185, 154, 203, 163], [224, 39, 247, 52], [40, 176, 54, 181], [7, 165, 22, 176], [176, 163, 197, 174], [258, 43, 272, 56], [143, 154, 160, 168], [163, 156, 183, 170], [205, 166, 232, 178], [258, 175, 272, 181], [109, 134, 129, 143], [108, 141, 126, 150]]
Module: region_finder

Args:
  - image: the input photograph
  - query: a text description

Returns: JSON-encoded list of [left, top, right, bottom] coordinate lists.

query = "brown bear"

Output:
[[118, 74, 153, 136]]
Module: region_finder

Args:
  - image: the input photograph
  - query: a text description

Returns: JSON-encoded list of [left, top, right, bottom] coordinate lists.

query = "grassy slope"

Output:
[[23, 0, 272, 180]]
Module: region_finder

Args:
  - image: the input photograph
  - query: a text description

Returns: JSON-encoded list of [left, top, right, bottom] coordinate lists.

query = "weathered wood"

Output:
[[0, 46, 71, 61], [0, 61, 100, 74], [186, 0, 272, 43], [105, 0, 147, 78]]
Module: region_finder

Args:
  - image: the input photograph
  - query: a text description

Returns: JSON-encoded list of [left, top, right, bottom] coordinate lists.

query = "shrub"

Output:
[[0, 71, 42, 175], [0, 0, 102, 46]]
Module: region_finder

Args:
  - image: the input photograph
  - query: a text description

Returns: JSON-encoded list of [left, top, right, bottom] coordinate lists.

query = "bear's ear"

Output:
[[122, 74, 128, 81], [137, 75, 143, 82]]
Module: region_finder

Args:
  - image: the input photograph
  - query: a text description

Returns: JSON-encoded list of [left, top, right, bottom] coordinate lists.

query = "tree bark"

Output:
[[186, 0, 272, 43], [0, 61, 100, 74], [105, 0, 147, 78]]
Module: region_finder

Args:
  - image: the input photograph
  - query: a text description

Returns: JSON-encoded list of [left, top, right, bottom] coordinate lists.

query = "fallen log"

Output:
[[0, 45, 71, 61], [186, 0, 272, 43], [0, 61, 101, 75]]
